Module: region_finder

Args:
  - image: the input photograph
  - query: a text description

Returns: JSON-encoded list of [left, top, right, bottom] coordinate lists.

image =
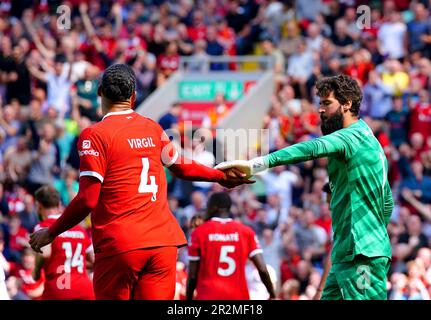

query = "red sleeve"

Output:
[[77, 127, 107, 183], [188, 228, 201, 262], [168, 156, 225, 182], [48, 176, 101, 237], [159, 129, 224, 182], [247, 227, 263, 259]]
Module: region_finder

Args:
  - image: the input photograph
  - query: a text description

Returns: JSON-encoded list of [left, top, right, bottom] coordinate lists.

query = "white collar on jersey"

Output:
[[47, 214, 61, 219], [211, 217, 233, 223], [102, 109, 134, 120]]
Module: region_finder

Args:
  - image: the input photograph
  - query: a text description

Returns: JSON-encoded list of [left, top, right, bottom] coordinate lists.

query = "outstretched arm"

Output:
[[216, 132, 351, 176], [263, 132, 350, 168], [168, 156, 254, 189], [29, 176, 101, 253]]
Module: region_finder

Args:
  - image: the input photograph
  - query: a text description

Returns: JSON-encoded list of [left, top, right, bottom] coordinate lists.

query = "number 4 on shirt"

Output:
[[138, 157, 158, 202]]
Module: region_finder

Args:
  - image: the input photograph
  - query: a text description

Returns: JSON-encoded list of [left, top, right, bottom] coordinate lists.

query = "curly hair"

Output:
[[100, 63, 136, 102], [316, 74, 363, 116]]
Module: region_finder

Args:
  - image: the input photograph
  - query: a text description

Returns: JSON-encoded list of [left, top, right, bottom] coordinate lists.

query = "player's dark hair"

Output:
[[34, 185, 61, 209], [100, 63, 136, 102], [316, 74, 363, 116], [207, 192, 232, 218]]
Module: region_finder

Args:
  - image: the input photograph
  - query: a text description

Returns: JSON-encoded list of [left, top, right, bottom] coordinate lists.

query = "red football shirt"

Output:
[[35, 216, 94, 300], [188, 218, 262, 300], [77, 109, 187, 259]]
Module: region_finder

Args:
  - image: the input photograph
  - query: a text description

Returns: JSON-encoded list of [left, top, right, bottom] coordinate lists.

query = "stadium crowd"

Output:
[[0, 0, 431, 300]]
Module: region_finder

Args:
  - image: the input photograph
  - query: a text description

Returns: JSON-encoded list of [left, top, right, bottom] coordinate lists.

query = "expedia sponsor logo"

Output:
[[82, 140, 91, 149], [78, 149, 99, 157]]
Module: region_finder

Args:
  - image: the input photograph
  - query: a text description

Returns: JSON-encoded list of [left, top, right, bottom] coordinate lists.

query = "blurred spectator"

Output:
[[188, 40, 209, 72], [293, 210, 327, 263], [260, 228, 283, 281], [183, 191, 206, 222], [27, 54, 73, 119], [26, 122, 61, 194], [377, 11, 407, 60], [399, 159, 431, 205], [408, 89, 431, 140], [16, 194, 38, 234], [5, 276, 27, 300], [3, 136, 32, 185], [380, 58, 409, 97], [394, 215, 429, 271], [287, 39, 314, 98], [261, 36, 285, 83], [330, 18, 355, 58], [158, 101, 181, 131], [406, 3, 431, 57], [205, 25, 225, 70], [7, 215, 29, 263], [73, 64, 100, 122], [2, 44, 31, 106], [202, 93, 230, 131], [53, 166, 79, 206], [157, 41, 180, 87], [362, 70, 393, 119], [0, 102, 21, 154], [385, 96, 409, 147], [260, 165, 302, 212], [280, 278, 300, 300], [7, 248, 44, 299]]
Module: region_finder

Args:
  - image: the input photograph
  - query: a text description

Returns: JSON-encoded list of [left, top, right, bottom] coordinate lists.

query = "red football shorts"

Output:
[[93, 246, 178, 300]]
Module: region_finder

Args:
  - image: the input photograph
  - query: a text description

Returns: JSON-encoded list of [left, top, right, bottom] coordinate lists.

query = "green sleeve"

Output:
[[383, 181, 394, 225], [263, 131, 354, 168]]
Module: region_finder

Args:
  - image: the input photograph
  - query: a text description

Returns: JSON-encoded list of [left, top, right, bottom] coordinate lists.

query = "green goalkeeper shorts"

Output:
[[321, 255, 391, 300]]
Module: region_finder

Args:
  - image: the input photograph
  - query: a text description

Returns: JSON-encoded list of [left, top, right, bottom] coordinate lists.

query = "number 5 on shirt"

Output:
[[138, 157, 158, 201], [218, 245, 236, 277]]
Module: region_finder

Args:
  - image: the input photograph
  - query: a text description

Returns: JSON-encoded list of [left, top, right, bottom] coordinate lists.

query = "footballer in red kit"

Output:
[[29, 64, 253, 300], [186, 193, 276, 300], [33, 186, 94, 300]]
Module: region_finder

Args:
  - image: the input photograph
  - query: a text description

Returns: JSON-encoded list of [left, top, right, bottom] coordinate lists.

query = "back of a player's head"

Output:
[[34, 185, 61, 209], [100, 63, 136, 102], [207, 192, 232, 218], [316, 74, 363, 116]]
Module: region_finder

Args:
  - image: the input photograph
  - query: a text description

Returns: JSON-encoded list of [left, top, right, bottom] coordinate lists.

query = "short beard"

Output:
[[320, 109, 344, 135]]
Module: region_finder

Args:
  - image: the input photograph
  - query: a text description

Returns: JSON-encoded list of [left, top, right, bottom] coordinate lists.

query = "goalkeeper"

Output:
[[217, 75, 393, 300]]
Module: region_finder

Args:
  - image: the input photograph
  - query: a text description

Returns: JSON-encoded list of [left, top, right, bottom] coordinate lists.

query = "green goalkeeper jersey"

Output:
[[263, 119, 393, 264]]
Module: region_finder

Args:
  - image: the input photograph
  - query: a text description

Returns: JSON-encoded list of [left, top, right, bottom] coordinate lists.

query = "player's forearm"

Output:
[[263, 137, 342, 168], [258, 269, 276, 299], [318, 253, 332, 292], [186, 278, 197, 300], [168, 156, 224, 182], [48, 177, 101, 237]]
